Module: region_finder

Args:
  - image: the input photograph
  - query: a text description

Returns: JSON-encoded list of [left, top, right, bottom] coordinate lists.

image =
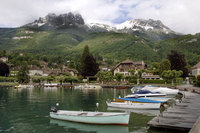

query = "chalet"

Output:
[[191, 62, 200, 77], [113, 59, 146, 76]]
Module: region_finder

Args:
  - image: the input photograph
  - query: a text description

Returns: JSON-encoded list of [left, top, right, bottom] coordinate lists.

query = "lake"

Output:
[[0, 87, 175, 133]]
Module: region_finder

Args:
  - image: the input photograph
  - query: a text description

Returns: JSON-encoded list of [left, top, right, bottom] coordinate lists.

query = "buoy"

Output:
[[96, 103, 99, 108]]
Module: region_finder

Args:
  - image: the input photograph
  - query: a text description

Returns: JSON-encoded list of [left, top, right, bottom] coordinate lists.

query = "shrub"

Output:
[[128, 79, 165, 84]]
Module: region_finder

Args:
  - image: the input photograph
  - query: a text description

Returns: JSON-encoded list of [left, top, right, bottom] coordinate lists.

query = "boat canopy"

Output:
[[115, 97, 164, 103], [133, 90, 160, 94]]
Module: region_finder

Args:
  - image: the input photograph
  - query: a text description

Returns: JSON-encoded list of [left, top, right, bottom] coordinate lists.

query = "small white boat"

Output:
[[50, 119, 129, 133], [74, 84, 102, 89], [50, 109, 129, 125], [14, 84, 34, 89], [44, 83, 58, 87], [106, 101, 161, 110]]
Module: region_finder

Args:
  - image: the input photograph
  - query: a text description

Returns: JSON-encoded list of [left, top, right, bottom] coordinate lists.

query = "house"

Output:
[[191, 62, 200, 77], [62, 65, 78, 77], [133, 61, 146, 70], [29, 65, 48, 76], [0, 57, 8, 62], [100, 64, 111, 72], [113, 59, 146, 76]]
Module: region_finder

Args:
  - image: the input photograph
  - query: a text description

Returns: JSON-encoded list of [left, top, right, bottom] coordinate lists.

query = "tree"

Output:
[[167, 50, 188, 77], [115, 73, 124, 82], [0, 61, 9, 77], [68, 60, 76, 69], [159, 59, 171, 74], [128, 69, 135, 75], [81, 54, 99, 77], [46, 76, 55, 83], [125, 75, 137, 83], [149, 62, 160, 75], [95, 71, 104, 83], [64, 76, 78, 85], [95, 71, 113, 84], [161, 70, 183, 85], [17, 62, 30, 83], [57, 75, 65, 85], [81, 45, 90, 69]]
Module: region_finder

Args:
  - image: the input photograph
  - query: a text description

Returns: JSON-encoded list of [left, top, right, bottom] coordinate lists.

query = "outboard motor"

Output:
[[50, 106, 57, 113], [107, 99, 111, 103]]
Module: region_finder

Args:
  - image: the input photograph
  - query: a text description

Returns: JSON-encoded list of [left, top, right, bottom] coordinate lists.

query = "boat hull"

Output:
[[107, 101, 161, 110], [50, 111, 129, 125]]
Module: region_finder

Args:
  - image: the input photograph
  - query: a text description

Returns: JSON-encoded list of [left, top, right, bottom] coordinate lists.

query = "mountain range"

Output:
[[0, 12, 199, 66], [24, 12, 179, 41]]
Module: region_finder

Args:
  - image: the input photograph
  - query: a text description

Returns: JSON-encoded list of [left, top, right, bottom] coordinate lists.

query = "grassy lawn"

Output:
[[0, 82, 18, 87]]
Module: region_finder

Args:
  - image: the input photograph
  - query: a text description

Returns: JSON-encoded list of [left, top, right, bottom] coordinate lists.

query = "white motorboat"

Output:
[[106, 101, 161, 110], [141, 85, 179, 95], [126, 90, 166, 98], [50, 108, 129, 125]]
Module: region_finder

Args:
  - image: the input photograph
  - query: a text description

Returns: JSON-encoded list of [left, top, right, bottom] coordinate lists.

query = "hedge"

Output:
[[0, 76, 16, 82], [129, 79, 165, 84]]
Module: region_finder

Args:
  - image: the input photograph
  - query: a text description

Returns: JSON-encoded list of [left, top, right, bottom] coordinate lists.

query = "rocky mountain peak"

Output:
[[25, 12, 84, 29]]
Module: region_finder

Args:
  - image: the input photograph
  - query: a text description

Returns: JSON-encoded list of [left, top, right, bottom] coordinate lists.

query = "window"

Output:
[[120, 69, 124, 72]]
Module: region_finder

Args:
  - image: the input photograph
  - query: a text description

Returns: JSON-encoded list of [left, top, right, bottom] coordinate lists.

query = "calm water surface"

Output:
[[0, 87, 174, 133]]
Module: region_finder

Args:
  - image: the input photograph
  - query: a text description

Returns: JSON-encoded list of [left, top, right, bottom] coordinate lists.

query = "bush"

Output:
[[142, 79, 165, 84], [176, 78, 183, 84], [128, 79, 165, 84], [0, 76, 16, 82], [194, 75, 200, 87]]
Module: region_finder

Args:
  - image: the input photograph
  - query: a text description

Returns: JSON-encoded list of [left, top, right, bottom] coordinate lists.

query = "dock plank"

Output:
[[148, 91, 200, 132]]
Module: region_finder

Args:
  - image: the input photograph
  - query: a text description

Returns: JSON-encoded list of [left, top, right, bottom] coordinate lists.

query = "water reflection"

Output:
[[0, 87, 169, 133], [50, 119, 129, 133]]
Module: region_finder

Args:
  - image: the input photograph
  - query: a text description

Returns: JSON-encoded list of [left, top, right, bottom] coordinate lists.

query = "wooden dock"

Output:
[[148, 91, 200, 132]]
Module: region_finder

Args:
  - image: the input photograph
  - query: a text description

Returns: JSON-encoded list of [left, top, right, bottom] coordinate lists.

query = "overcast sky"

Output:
[[0, 0, 199, 34]]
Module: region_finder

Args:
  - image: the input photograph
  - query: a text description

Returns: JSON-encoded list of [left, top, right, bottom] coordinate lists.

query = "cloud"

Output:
[[0, 0, 200, 34]]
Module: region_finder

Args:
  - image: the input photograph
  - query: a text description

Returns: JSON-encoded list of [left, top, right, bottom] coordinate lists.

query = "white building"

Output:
[[191, 62, 200, 77], [0, 57, 8, 62]]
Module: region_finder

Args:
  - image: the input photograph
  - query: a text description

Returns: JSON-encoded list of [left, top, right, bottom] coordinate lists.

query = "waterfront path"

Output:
[[148, 90, 200, 132]]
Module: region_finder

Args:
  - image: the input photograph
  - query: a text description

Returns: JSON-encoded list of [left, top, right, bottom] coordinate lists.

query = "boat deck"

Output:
[[56, 110, 128, 117], [147, 91, 200, 132]]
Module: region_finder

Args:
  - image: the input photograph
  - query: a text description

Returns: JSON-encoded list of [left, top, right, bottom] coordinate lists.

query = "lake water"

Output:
[[0, 87, 175, 133]]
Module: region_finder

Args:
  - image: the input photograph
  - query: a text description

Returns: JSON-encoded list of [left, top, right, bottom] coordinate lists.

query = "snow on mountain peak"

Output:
[[116, 19, 173, 34]]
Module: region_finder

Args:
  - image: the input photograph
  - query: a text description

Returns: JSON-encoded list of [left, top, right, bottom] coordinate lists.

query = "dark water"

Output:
[[0, 87, 174, 133]]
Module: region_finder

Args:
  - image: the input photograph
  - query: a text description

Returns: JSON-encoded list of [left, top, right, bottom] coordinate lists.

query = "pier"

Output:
[[147, 91, 200, 132]]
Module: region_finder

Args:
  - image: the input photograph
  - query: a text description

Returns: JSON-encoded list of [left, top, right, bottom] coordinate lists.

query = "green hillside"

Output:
[[0, 27, 85, 55], [71, 32, 159, 63], [155, 33, 200, 65], [0, 27, 200, 66]]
